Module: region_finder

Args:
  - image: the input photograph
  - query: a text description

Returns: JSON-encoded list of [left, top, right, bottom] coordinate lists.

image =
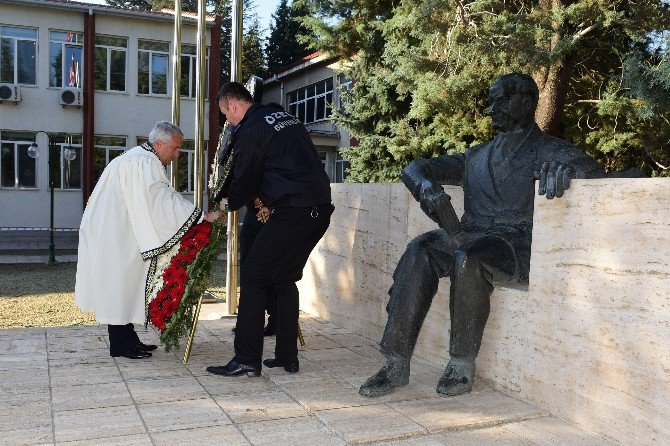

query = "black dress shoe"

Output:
[[263, 358, 299, 373], [137, 342, 158, 352], [206, 360, 261, 377], [110, 348, 152, 359]]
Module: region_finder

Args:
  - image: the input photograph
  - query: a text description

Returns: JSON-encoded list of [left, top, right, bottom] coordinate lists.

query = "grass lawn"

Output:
[[0, 260, 228, 329]]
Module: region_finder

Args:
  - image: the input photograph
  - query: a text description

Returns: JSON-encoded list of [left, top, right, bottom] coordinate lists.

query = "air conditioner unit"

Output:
[[0, 84, 21, 103], [60, 88, 83, 107]]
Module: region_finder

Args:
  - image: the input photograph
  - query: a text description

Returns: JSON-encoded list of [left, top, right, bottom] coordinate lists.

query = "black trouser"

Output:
[[108, 323, 140, 355], [239, 208, 277, 329], [380, 228, 520, 360], [233, 203, 334, 367]]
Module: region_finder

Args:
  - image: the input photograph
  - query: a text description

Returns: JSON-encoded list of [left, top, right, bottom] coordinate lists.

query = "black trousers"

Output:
[[233, 203, 334, 367], [239, 208, 277, 328], [381, 228, 522, 360], [108, 323, 140, 355]]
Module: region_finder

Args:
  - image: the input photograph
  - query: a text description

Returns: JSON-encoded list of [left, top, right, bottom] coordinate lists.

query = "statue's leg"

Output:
[[360, 230, 458, 397], [437, 236, 517, 396]]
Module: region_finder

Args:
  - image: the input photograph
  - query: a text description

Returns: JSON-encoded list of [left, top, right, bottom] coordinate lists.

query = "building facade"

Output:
[[0, 0, 220, 229], [263, 52, 351, 183]]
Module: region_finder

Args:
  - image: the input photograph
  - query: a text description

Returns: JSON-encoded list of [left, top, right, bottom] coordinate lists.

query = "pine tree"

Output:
[[105, 0, 152, 9], [242, 15, 268, 80], [266, 0, 312, 73], [298, 0, 670, 181]]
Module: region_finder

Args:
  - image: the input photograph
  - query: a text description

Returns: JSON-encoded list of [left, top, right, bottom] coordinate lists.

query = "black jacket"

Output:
[[225, 104, 331, 211]]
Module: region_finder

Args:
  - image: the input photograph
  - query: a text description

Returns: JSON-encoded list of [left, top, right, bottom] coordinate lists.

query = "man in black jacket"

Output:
[[207, 82, 333, 377], [359, 73, 605, 397]]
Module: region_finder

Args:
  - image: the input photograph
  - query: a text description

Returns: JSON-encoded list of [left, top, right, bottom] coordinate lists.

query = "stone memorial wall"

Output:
[[297, 179, 669, 445]]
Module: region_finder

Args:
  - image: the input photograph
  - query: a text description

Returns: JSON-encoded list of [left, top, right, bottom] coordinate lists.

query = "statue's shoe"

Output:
[[436, 357, 475, 396], [359, 356, 410, 397]]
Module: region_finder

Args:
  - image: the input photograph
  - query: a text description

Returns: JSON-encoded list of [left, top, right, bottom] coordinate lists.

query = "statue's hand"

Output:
[[419, 184, 446, 224], [535, 161, 575, 199]]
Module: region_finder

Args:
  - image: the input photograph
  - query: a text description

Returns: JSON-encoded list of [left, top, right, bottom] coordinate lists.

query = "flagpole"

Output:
[[170, 0, 182, 188], [193, 0, 206, 209], [225, 0, 243, 315]]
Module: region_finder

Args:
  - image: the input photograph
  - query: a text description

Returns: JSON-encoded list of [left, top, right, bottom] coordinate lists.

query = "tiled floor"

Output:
[[0, 315, 616, 445]]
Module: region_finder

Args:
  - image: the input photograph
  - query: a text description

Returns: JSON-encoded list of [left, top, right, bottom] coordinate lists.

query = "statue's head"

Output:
[[488, 73, 538, 132]]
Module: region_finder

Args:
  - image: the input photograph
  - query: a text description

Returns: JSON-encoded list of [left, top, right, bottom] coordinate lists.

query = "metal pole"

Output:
[[226, 0, 243, 314], [48, 135, 56, 265], [170, 0, 182, 189], [193, 0, 206, 209]]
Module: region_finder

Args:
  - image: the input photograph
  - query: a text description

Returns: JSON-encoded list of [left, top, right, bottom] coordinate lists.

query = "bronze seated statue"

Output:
[[360, 73, 606, 397]]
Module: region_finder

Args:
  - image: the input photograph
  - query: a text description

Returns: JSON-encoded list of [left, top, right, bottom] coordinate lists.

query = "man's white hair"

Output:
[[148, 121, 184, 145]]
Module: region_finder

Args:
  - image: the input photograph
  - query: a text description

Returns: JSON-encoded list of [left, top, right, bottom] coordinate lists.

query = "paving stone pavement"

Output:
[[0, 315, 616, 445]]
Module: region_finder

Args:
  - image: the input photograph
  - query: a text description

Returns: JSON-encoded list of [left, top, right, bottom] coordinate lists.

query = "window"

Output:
[[0, 26, 37, 85], [95, 36, 127, 92], [338, 73, 353, 111], [0, 131, 36, 188], [93, 136, 126, 183], [287, 78, 334, 124], [335, 152, 350, 183], [50, 31, 84, 88], [180, 44, 208, 98], [138, 40, 169, 95], [173, 140, 207, 193], [51, 134, 82, 189]]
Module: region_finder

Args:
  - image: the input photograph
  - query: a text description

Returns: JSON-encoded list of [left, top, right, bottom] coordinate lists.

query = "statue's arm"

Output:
[[536, 143, 605, 199], [402, 154, 465, 201]]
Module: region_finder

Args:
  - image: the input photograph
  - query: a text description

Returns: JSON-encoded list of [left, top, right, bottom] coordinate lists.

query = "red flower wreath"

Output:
[[148, 221, 212, 331]]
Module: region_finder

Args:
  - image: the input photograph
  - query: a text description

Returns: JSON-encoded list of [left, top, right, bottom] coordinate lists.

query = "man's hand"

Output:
[[204, 210, 224, 223], [419, 183, 447, 224], [535, 161, 575, 199], [253, 196, 270, 223]]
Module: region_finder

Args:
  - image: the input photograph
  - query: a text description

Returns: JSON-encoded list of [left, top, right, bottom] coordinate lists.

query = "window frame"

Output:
[[335, 151, 350, 183], [137, 39, 170, 96], [49, 134, 83, 190], [94, 35, 127, 93], [49, 30, 84, 89], [179, 44, 209, 99], [287, 77, 334, 124], [337, 73, 353, 111], [0, 131, 37, 189], [0, 25, 38, 85], [172, 140, 207, 193], [93, 135, 127, 184]]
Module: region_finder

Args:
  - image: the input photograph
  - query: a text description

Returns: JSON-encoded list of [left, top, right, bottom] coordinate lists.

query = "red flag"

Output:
[[68, 54, 75, 87]]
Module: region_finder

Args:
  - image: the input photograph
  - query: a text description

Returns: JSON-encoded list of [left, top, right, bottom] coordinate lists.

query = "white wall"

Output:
[[298, 180, 670, 445], [0, 2, 210, 228]]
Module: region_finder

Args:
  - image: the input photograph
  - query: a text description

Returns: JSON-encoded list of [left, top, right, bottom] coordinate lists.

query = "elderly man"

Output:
[[75, 121, 221, 359], [360, 73, 605, 397], [206, 82, 333, 377]]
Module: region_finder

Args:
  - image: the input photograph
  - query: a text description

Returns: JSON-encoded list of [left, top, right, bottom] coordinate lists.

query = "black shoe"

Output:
[[206, 360, 261, 377], [436, 357, 475, 396], [110, 348, 152, 359], [263, 325, 276, 337], [263, 358, 299, 373], [359, 356, 410, 397], [137, 342, 158, 352]]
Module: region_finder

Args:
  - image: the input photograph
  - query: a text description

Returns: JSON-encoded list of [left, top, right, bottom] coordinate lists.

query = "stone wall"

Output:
[[297, 179, 670, 445]]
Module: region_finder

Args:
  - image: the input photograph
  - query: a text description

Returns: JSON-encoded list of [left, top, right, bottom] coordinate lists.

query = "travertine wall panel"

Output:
[[298, 179, 670, 445]]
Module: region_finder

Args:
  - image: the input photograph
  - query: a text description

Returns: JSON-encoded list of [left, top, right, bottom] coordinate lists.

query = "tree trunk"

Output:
[[533, 0, 574, 137]]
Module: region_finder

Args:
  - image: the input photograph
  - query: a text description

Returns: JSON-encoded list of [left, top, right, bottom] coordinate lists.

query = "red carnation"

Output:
[[193, 233, 210, 248], [174, 267, 188, 284], [169, 284, 185, 301], [164, 298, 179, 314]]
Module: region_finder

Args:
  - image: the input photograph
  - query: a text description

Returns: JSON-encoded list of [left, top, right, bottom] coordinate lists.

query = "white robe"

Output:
[[75, 146, 200, 325]]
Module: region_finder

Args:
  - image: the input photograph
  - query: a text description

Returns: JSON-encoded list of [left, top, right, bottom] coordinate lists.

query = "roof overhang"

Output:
[[0, 0, 216, 26]]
